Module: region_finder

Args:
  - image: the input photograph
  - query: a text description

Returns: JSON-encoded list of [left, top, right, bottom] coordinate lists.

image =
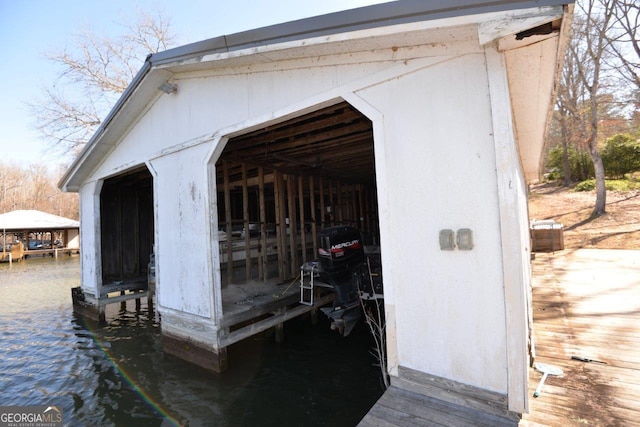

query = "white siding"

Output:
[[74, 23, 548, 400], [357, 52, 508, 392]]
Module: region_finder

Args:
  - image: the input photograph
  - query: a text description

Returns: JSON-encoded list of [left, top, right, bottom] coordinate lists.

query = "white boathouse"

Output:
[[60, 1, 573, 421]]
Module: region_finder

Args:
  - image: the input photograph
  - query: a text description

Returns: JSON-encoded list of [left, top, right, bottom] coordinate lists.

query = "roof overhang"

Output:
[[0, 210, 80, 231], [59, 0, 573, 191]]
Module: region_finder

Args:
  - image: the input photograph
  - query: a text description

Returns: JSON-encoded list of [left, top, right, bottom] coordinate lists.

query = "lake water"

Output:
[[0, 256, 384, 426]]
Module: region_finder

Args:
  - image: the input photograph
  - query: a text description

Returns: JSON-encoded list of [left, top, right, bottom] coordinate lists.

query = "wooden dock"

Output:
[[219, 277, 335, 348], [24, 247, 79, 258], [359, 249, 640, 426], [521, 249, 640, 426]]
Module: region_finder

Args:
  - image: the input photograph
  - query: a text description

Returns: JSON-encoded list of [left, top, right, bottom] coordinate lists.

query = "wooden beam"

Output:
[[309, 175, 318, 257], [328, 179, 335, 227], [319, 177, 326, 228], [223, 161, 233, 284], [337, 180, 343, 224], [298, 175, 306, 264], [258, 166, 267, 282], [274, 171, 285, 280], [286, 174, 298, 278], [242, 163, 251, 281]]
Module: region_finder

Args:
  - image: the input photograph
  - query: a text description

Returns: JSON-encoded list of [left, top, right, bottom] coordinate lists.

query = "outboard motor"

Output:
[[317, 226, 365, 336]]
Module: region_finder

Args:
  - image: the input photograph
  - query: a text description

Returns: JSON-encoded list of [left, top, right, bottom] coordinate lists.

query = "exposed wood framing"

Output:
[[258, 166, 267, 282], [214, 101, 380, 285]]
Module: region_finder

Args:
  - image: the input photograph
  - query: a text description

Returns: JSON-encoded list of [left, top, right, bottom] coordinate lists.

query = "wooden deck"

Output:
[[521, 248, 640, 426], [359, 249, 640, 426], [219, 276, 335, 348], [23, 247, 79, 258]]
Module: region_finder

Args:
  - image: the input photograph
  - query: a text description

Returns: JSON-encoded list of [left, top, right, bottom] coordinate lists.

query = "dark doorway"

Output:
[[100, 166, 154, 284], [215, 100, 380, 286]]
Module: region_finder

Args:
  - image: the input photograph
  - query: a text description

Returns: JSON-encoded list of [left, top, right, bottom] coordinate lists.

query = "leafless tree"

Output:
[[569, 0, 618, 216], [30, 9, 176, 157], [554, 38, 591, 186], [607, 1, 640, 90], [0, 162, 78, 218]]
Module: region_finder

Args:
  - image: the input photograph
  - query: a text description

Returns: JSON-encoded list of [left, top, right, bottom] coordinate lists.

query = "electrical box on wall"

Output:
[[457, 228, 474, 250], [439, 229, 455, 250]]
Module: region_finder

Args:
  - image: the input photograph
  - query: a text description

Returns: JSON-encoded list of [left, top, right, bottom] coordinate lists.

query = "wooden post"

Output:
[[287, 175, 298, 278], [259, 167, 267, 282], [337, 180, 343, 224], [351, 185, 357, 227], [319, 178, 326, 228], [223, 161, 233, 285], [309, 176, 318, 257], [356, 185, 362, 230], [275, 319, 285, 344], [298, 176, 307, 265], [344, 185, 350, 225], [242, 163, 251, 282], [274, 171, 286, 280], [329, 179, 337, 226]]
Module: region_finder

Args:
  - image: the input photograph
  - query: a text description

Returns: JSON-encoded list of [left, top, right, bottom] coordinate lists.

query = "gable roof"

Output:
[[59, 0, 572, 191], [0, 210, 79, 231]]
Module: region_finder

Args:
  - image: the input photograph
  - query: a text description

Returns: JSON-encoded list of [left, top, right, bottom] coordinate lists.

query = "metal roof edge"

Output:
[[59, 0, 573, 192], [150, 0, 571, 65]]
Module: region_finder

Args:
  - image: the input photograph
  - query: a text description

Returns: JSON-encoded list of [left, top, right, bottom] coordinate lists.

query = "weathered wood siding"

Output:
[[72, 13, 555, 408]]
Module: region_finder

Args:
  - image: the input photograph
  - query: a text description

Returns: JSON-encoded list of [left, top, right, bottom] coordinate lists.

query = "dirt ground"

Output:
[[528, 182, 640, 249]]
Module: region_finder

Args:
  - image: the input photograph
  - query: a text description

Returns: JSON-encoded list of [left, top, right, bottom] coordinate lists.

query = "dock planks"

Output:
[[521, 249, 640, 426], [359, 249, 640, 426]]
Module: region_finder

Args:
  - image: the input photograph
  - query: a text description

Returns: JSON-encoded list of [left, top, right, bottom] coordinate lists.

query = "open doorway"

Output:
[[213, 99, 382, 337], [215, 101, 379, 287], [100, 166, 154, 286]]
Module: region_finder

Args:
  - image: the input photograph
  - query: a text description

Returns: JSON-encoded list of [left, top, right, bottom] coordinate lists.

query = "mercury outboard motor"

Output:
[[317, 226, 365, 336]]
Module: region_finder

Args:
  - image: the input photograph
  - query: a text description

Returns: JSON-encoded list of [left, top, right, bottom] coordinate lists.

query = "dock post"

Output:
[[162, 333, 228, 373], [274, 307, 286, 343], [275, 322, 285, 344], [71, 287, 106, 324]]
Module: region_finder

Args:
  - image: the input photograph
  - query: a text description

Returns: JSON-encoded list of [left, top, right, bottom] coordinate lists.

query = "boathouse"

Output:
[[60, 0, 573, 421], [0, 209, 80, 262]]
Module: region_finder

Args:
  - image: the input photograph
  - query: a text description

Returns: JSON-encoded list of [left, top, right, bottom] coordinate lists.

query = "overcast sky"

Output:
[[0, 0, 389, 167]]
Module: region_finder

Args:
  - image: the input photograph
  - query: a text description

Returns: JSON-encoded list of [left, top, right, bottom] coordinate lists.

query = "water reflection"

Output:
[[0, 256, 383, 426]]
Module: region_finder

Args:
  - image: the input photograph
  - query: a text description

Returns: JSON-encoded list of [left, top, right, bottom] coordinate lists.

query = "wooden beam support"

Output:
[[309, 175, 318, 257], [287, 174, 298, 278], [223, 161, 233, 285], [319, 177, 326, 228], [274, 171, 286, 280], [298, 175, 306, 265], [259, 166, 267, 282], [242, 163, 251, 282]]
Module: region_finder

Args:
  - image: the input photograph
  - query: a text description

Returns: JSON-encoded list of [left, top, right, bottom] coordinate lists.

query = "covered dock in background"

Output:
[[0, 210, 80, 262]]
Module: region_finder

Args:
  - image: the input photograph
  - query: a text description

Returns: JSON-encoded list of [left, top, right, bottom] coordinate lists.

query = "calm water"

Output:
[[0, 256, 384, 426]]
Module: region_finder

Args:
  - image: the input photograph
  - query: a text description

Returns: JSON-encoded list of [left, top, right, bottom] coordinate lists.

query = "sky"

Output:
[[0, 0, 389, 167]]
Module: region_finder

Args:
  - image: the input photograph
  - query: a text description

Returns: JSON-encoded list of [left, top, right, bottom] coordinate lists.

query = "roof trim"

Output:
[[60, 0, 572, 191], [151, 0, 570, 65]]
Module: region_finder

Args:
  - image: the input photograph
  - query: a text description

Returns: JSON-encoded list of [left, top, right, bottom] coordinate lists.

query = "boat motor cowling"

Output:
[[317, 225, 365, 289]]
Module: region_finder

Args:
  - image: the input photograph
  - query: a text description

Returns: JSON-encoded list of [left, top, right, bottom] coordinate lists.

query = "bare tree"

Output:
[[570, 0, 617, 216], [0, 162, 78, 219], [608, 0, 640, 89], [554, 39, 591, 186], [30, 9, 176, 157]]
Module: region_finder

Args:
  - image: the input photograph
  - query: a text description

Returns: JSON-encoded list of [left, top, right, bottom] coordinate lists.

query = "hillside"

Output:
[[528, 183, 640, 249]]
